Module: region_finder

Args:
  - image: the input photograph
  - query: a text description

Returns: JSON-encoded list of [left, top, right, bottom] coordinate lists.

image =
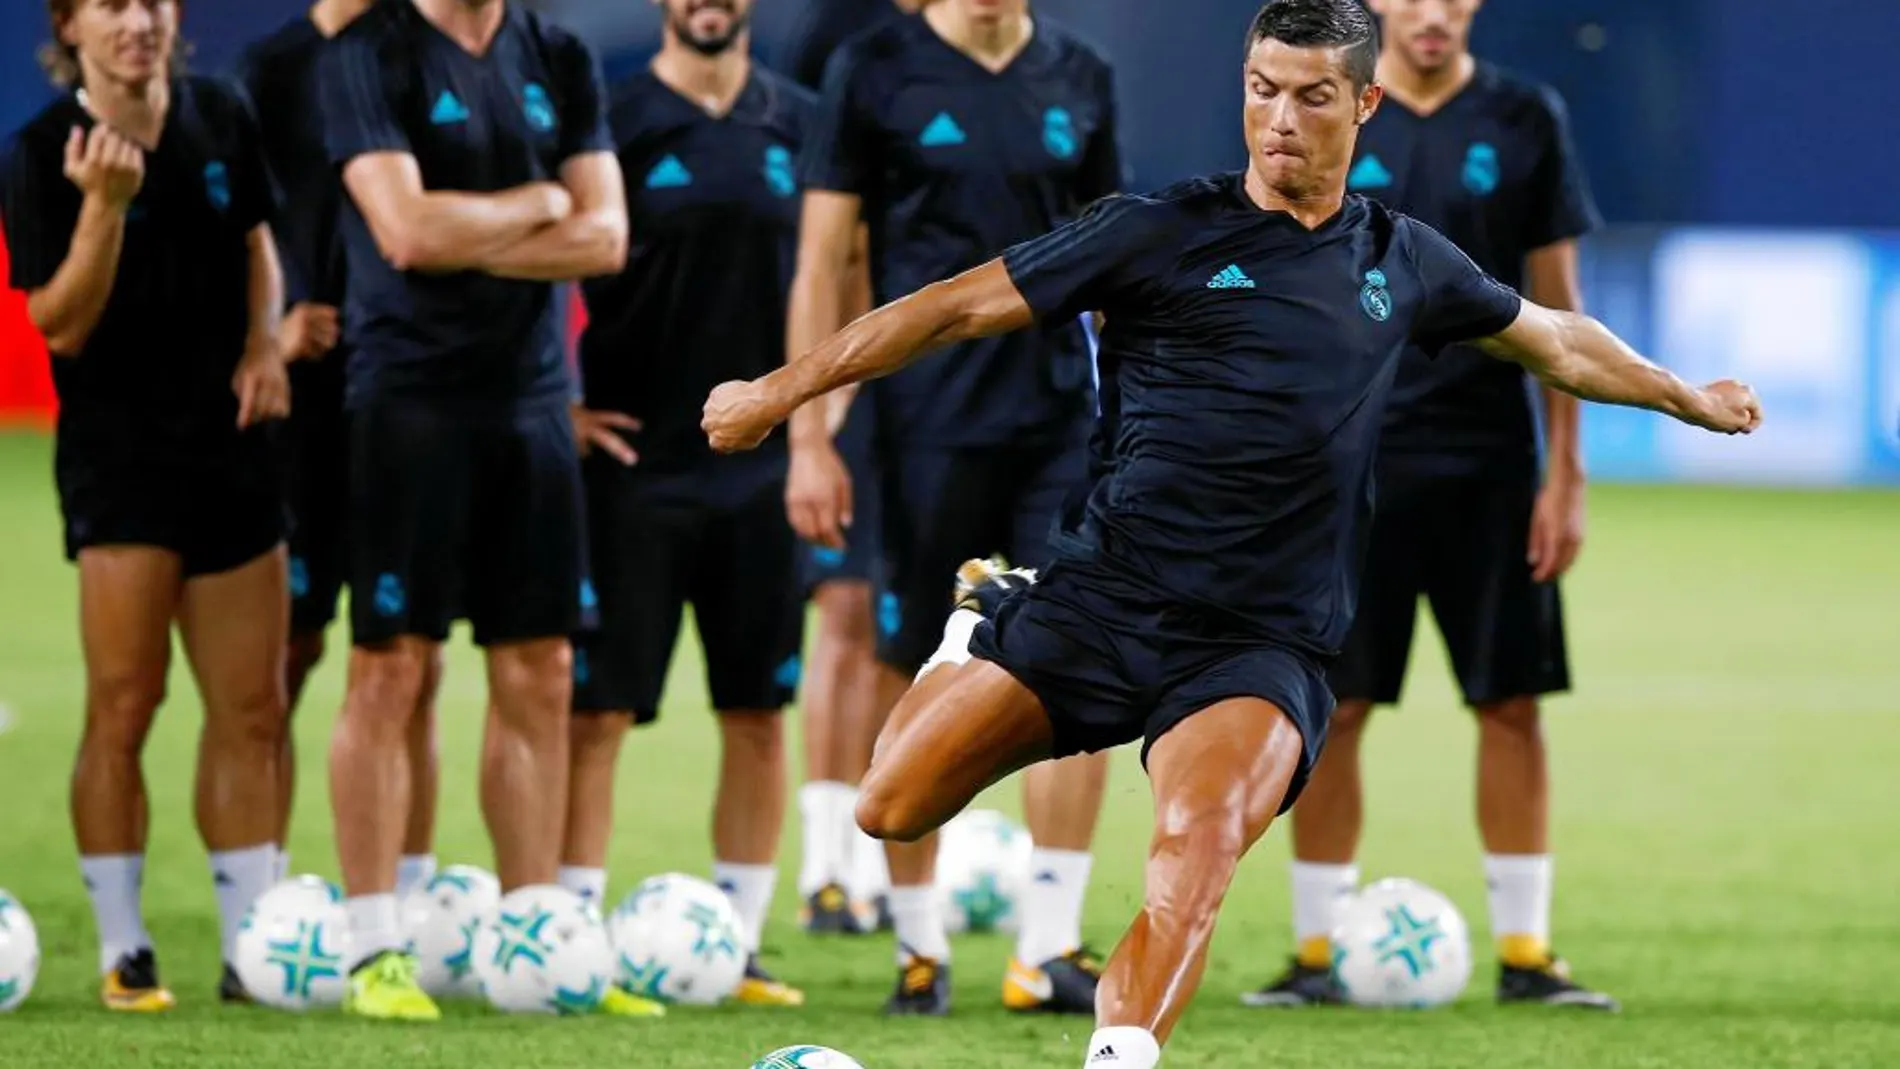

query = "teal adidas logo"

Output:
[[919, 111, 966, 147], [1348, 154, 1392, 190], [430, 89, 470, 126], [645, 154, 693, 189], [1206, 264, 1255, 290]]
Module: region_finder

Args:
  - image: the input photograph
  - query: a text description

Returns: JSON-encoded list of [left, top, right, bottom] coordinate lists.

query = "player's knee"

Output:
[[1330, 698, 1375, 736], [813, 583, 875, 647], [1474, 695, 1540, 736], [569, 711, 628, 759], [204, 676, 287, 748], [1150, 806, 1249, 906], [855, 776, 927, 843], [487, 640, 572, 719], [346, 645, 431, 723], [717, 711, 784, 766], [83, 670, 166, 750]]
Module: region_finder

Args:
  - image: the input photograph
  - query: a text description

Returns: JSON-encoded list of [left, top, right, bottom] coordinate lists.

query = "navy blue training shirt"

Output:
[[1345, 63, 1599, 461], [1, 78, 274, 456], [780, 0, 910, 90], [321, 1, 611, 410], [236, 16, 348, 413], [801, 17, 1124, 447], [579, 67, 813, 500], [1001, 176, 1524, 657]]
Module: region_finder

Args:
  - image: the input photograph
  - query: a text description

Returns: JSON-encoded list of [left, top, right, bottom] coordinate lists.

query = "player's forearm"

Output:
[[785, 261, 852, 446], [481, 208, 629, 281], [244, 228, 286, 363], [774, 284, 973, 432], [1541, 387, 1583, 479], [26, 194, 128, 356], [1525, 312, 1701, 422], [389, 185, 564, 272]]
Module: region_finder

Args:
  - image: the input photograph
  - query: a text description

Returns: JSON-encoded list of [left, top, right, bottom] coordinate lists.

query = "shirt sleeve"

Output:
[[1002, 194, 1155, 325], [0, 135, 68, 293], [320, 30, 410, 166], [1075, 59, 1127, 204], [1521, 85, 1601, 249], [554, 32, 612, 162], [797, 47, 878, 196], [1406, 217, 1523, 356], [225, 88, 277, 234]]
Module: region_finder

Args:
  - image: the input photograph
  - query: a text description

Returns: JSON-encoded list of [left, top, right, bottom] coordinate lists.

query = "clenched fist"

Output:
[[703, 379, 784, 454], [1689, 380, 1763, 435], [64, 123, 144, 208]]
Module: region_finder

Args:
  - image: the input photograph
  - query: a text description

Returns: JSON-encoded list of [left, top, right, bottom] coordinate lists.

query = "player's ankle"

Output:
[[1085, 1026, 1161, 1067]]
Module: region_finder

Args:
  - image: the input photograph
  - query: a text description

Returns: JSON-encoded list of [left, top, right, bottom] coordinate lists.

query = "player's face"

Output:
[[1368, 0, 1482, 73], [953, 0, 1028, 24], [60, 0, 177, 88], [1242, 38, 1380, 200], [658, 0, 753, 55]]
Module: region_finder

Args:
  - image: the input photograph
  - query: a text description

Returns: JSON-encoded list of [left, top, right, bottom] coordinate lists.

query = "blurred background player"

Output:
[[233, 0, 445, 913], [1244, 0, 1618, 1010], [2, 0, 292, 1010], [559, 0, 808, 1012], [321, 0, 626, 1021], [789, 0, 1123, 1015], [778, 0, 925, 939]]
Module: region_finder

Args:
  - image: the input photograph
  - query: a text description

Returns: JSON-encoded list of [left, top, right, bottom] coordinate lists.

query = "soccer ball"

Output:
[[233, 874, 351, 1010], [608, 872, 747, 1005], [471, 884, 614, 1014], [0, 889, 41, 1012], [935, 808, 1033, 934], [402, 864, 501, 997], [751, 1047, 865, 1069], [1330, 877, 1472, 1008]]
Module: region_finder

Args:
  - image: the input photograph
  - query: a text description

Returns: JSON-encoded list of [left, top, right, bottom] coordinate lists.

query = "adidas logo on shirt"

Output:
[[1206, 264, 1255, 290]]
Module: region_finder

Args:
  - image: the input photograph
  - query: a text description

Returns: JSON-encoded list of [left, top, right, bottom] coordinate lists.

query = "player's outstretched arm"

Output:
[[707, 259, 1035, 453], [1474, 303, 1762, 434], [480, 152, 628, 281], [341, 153, 571, 273]]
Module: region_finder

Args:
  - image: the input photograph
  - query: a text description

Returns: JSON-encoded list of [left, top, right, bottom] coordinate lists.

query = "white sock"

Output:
[[1017, 848, 1092, 965], [846, 816, 891, 903], [558, 865, 608, 907], [273, 845, 290, 883], [345, 893, 404, 970], [1291, 860, 1359, 955], [1484, 853, 1553, 945], [395, 854, 437, 899], [915, 608, 981, 681], [209, 844, 277, 964], [1084, 1026, 1161, 1068], [797, 781, 856, 896], [80, 854, 153, 973], [713, 862, 777, 954], [887, 884, 950, 964]]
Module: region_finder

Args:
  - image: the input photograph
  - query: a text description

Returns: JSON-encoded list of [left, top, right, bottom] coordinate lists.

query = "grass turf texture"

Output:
[[0, 429, 1894, 1067]]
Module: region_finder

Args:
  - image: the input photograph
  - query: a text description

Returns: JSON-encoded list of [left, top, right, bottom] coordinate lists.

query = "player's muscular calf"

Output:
[[482, 639, 573, 889]]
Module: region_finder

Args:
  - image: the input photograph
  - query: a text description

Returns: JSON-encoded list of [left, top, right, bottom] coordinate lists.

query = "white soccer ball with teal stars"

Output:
[[608, 873, 747, 1006], [1330, 877, 1472, 1008], [233, 874, 350, 1011], [472, 884, 614, 1015], [402, 864, 501, 998], [751, 1046, 865, 1069], [0, 889, 41, 1012], [935, 808, 1033, 934]]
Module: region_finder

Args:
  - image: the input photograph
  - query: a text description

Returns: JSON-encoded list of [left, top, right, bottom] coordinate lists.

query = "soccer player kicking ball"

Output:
[[705, 3, 1760, 1064], [1247, 0, 1618, 1011], [321, 0, 627, 1021], [4, 0, 293, 1011], [557, 0, 815, 1014], [788, 0, 1124, 1015], [234, 0, 446, 964]]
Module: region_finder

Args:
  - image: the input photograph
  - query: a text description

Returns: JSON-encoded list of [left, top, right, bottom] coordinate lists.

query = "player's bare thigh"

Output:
[[856, 658, 1054, 843]]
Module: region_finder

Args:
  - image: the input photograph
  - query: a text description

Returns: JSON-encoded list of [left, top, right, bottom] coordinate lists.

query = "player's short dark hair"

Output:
[[1246, 0, 1380, 90]]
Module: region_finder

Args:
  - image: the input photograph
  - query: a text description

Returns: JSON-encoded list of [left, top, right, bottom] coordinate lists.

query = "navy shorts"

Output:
[[346, 400, 591, 648], [875, 428, 1089, 672], [281, 360, 348, 633], [1331, 461, 1569, 706], [970, 559, 1334, 813], [572, 459, 804, 722], [56, 423, 285, 578], [801, 396, 881, 590]]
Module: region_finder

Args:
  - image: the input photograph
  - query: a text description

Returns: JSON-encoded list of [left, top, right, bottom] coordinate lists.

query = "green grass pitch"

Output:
[[0, 429, 1895, 1067]]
